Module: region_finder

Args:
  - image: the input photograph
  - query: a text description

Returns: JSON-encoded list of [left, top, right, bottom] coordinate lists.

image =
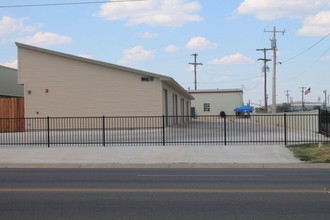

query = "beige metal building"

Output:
[[16, 43, 193, 119], [189, 89, 243, 116]]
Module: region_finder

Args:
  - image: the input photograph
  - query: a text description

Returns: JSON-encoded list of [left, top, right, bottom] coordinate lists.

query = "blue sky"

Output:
[[1, 0, 330, 107]]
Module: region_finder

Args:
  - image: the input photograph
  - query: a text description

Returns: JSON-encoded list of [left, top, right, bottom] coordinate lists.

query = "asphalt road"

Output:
[[0, 168, 330, 220]]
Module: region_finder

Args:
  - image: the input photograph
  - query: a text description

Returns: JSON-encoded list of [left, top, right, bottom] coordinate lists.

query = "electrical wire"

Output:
[[243, 75, 263, 90], [280, 33, 330, 64], [285, 45, 330, 82], [192, 75, 263, 85], [0, 0, 146, 8], [183, 74, 263, 91]]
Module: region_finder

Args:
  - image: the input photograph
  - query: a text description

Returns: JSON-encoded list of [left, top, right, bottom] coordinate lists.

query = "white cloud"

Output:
[[0, 16, 72, 47], [0, 16, 38, 44], [139, 31, 159, 39], [18, 32, 72, 47], [186, 37, 217, 50], [118, 46, 154, 65], [2, 60, 17, 69], [208, 53, 254, 65], [96, 0, 202, 27], [237, 0, 329, 20], [164, 44, 179, 53], [297, 11, 330, 36], [0, 16, 36, 37]]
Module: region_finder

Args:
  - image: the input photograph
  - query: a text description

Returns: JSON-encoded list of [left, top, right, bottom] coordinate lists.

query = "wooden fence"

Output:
[[0, 97, 24, 132]]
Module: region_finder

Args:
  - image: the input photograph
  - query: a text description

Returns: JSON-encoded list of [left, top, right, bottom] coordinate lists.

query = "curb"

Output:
[[1, 163, 329, 169]]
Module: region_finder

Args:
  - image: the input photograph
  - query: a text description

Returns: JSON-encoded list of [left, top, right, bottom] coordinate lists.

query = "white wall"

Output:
[[190, 91, 243, 116]]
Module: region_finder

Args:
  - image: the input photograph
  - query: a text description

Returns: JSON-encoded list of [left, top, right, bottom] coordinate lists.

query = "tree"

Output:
[[277, 103, 291, 112]]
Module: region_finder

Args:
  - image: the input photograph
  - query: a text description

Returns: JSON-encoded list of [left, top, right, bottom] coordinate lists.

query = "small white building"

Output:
[[16, 43, 193, 119], [290, 101, 322, 112], [188, 89, 243, 116]]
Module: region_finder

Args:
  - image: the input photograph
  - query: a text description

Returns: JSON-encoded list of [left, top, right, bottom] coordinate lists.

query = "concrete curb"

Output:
[[1, 163, 330, 169]]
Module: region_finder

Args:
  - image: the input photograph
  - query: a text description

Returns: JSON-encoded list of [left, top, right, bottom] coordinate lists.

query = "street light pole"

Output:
[[264, 27, 285, 113]]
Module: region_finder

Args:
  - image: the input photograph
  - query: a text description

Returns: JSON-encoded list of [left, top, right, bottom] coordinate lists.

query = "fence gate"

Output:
[[0, 97, 25, 132], [319, 109, 330, 137]]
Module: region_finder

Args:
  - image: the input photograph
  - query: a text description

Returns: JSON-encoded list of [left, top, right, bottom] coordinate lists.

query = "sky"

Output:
[[1, 0, 330, 107]]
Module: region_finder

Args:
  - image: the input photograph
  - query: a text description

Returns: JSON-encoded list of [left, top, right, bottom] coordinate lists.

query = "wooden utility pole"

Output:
[[285, 90, 290, 104], [257, 48, 272, 112], [189, 53, 203, 90], [324, 90, 327, 109]]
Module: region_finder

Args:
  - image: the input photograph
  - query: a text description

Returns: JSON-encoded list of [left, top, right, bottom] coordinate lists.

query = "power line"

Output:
[[186, 74, 262, 85], [280, 33, 330, 64], [0, 0, 146, 8], [285, 45, 330, 82], [243, 77, 263, 90]]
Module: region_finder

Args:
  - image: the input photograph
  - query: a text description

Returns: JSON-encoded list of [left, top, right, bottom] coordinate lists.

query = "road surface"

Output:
[[0, 168, 329, 220]]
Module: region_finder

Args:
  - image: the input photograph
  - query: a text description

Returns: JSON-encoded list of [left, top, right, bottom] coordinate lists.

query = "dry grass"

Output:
[[288, 143, 330, 163]]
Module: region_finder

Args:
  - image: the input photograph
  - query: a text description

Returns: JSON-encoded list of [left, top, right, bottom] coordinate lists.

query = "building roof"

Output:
[[0, 65, 23, 97], [188, 89, 243, 94], [16, 42, 194, 100]]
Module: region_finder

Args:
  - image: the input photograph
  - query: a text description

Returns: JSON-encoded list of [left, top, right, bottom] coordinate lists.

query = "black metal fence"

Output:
[[0, 113, 329, 147], [319, 109, 330, 137]]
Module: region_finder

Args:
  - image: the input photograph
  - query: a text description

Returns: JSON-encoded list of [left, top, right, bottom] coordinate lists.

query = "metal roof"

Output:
[[188, 89, 243, 94]]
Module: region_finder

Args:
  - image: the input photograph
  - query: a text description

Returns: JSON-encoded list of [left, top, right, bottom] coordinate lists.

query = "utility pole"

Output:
[[257, 48, 272, 112], [285, 90, 290, 104], [189, 53, 203, 90], [265, 26, 285, 113], [324, 90, 327, 109], [300, 87, 306, 111]]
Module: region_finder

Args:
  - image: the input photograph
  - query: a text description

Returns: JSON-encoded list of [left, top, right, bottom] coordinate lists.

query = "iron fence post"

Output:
[[326, 109, 329, 137], [47, 116, 50, 148], [318, 108, 321, 133], [224, 114, 227, 145], [162, 115, 165, 146], [102, 116, 105, 146], [284, 113, 287, 145]]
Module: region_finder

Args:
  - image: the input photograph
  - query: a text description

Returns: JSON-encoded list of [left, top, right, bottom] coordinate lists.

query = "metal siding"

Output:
[[18, 47, 163, 117]]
